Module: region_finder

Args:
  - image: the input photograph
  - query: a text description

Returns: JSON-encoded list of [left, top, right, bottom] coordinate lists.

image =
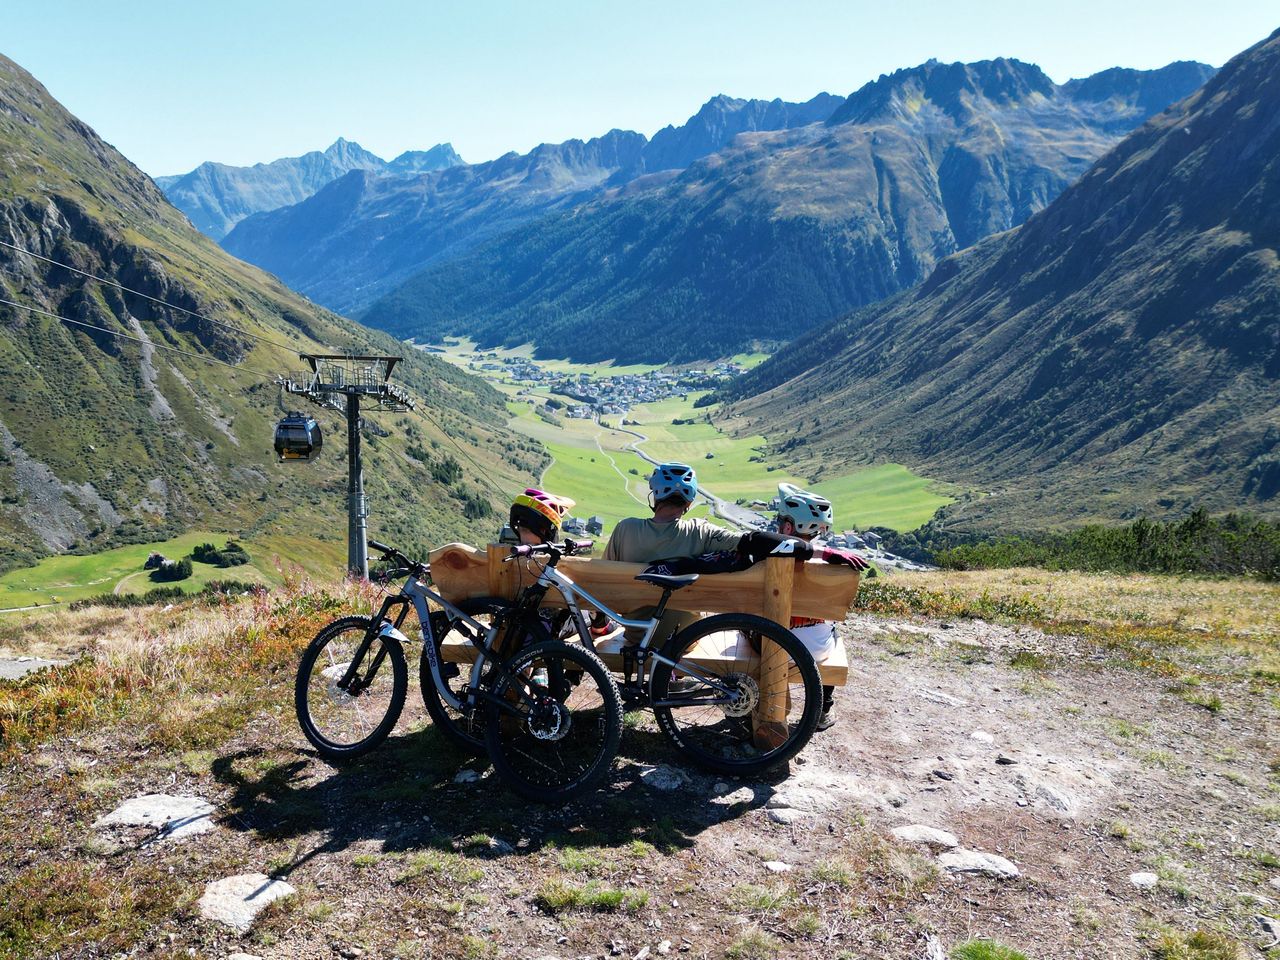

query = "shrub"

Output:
[[152, 558, 192, 582]]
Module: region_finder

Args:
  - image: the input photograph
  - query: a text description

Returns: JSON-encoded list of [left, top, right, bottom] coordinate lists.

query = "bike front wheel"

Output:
[[421, 597, 549, 755], [295, 615, 407, 761], [650, 613, 822, 776], [484, 640, 623, 804]]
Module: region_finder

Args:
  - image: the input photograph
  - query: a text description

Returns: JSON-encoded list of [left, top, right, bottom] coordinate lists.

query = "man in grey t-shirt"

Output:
[[603, 462, 740, 641]]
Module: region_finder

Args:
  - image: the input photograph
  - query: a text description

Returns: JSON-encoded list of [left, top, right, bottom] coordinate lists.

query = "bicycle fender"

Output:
[[377, 622, 412, 645]]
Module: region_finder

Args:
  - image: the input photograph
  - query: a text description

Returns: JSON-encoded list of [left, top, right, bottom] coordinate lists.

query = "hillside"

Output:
[[219, 93, 842, 313], [361, 59, 1214, 363], [0, 54, 540, 573], [156, 139, 463, 239], [722, 30, 1280, 528]]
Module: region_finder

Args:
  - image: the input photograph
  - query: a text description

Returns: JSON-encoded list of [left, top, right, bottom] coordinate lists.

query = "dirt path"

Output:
[[113, 570, 145, 595]]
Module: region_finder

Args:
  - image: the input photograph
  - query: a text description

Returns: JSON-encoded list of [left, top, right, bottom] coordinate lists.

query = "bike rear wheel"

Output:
[[485, 640, 623, 803], [650, 613, 821, 776], [295, 615, 407, 761]]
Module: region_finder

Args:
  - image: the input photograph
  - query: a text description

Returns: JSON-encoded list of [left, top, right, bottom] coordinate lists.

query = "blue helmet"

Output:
[[649, 462, 697, 504]]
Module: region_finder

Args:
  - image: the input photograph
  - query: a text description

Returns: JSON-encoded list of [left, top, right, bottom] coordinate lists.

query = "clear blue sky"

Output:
[[7, 1, 1277, 176]]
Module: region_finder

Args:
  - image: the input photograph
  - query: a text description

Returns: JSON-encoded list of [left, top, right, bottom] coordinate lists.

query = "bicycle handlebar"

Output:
[[506, 539, 594, 561]]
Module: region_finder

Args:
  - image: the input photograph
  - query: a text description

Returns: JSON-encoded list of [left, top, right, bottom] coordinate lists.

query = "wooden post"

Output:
[[486, 544, 516, 657], [486, 544, 513, 600], [753, 556, 795, 750]]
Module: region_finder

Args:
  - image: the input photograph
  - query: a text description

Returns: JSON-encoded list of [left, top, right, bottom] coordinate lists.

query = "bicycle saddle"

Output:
[[634, 572, 700, 591]]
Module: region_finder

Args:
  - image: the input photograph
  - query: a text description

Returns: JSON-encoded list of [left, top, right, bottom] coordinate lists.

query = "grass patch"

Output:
[[1183, 690, 1223, 713], [726, 928, 782, 960], [534, 879, 648, 914], [396, 849, 485, 886], [951, 941, 1031, 960], [729, 883, 792, 913], [855, 580, 1048, 622], [811, 858, 855, 889], [0, 861, 186, 956], [1149, 927, 1246, 959]]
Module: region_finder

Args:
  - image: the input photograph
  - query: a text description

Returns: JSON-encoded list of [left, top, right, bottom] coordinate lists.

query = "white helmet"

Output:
[[776, 483, 833, 537]]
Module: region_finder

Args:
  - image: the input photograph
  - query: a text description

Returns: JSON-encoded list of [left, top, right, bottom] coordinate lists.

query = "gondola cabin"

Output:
[[274, 412, 323, 463]]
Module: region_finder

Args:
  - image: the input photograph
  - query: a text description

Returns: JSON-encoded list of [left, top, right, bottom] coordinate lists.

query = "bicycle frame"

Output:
[[513, 557, 745, 706], [336, 573, 534, 720]]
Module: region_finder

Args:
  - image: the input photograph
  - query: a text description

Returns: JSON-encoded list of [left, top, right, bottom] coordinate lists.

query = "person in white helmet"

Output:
[[774, 482, 844, 730]]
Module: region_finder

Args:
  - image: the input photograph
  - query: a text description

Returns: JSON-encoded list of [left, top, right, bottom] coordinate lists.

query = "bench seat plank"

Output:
[[437, 631, 849, 686]]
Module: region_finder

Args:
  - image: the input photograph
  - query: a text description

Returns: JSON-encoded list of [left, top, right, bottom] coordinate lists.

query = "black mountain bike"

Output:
[[294, 539, 623, 803]]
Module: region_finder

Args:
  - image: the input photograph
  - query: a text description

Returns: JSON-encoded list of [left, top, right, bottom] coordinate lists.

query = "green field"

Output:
[[811, 465, 955, 532], [624, 394, 954, 531], [456, 345, 956, 534], [0, 531, 346, 611]]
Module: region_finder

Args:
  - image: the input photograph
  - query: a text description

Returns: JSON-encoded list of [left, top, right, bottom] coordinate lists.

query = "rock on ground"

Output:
[[197, 873, 296, 932], [0, 657, 63, 680], [892, 825, 960, 849], [639, 764, 691, 791], [1130, 872, 1159, 889], [938, 848, 1021, 880], [93, 794, 216, 842]]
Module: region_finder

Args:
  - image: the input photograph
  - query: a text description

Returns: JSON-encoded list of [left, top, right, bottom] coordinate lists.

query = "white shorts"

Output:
[[693, 624, 837, 663]]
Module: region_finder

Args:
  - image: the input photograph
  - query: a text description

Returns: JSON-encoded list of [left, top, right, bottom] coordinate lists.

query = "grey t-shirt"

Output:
[[603, 517, 741, 563], [603, 517, 742, 642]]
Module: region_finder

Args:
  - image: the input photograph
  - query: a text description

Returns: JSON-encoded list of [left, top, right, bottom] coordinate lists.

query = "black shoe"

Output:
[[816, 704, 836, 731]]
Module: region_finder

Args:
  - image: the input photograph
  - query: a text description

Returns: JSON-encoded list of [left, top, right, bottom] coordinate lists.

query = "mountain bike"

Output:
[[467, 542, 823, 776], [294, 539, 623, 803]]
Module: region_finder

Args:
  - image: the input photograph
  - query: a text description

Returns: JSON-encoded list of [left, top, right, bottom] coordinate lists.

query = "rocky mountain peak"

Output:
[[827, 57, 1056, 126]]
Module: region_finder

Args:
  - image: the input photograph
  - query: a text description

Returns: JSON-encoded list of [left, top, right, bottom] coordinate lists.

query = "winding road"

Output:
[[604, 419, 768, 531]]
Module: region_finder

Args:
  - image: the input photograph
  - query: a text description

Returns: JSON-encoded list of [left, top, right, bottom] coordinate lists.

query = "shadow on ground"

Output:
[[211, 724, 788, 878]]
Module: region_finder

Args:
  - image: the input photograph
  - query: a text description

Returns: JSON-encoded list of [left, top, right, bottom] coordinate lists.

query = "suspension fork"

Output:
[[338, 594, 408, 692]]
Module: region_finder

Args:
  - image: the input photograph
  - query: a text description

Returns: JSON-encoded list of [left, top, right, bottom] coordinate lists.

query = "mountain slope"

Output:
[[219, 93, 843, 313], [0, 55, 537, 572], [156, 138, 464, 239], [363, 59, 1214, 363], [722, 31, 1280, 528]]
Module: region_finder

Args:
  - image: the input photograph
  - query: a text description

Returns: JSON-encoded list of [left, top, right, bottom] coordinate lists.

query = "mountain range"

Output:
[[216, 92, 843, 315], [719, 29, 1280, 527], [0, 55, 533, 572], [362, 59, 1216, 362], [156, 139, 464, 239]]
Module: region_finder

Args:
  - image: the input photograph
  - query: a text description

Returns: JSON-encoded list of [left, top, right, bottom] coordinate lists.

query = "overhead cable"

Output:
[[0, 237, 299, 353], [0, 296, 281, 385]]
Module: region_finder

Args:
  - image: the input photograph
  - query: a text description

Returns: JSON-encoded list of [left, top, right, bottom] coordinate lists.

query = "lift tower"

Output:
[[280, 354, 415, 578]]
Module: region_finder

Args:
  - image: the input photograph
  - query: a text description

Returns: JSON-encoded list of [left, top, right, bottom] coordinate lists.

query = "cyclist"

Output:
[[603, 463, 742, 645], [603, 464, 867, 647], [774, 483, 845, 730]]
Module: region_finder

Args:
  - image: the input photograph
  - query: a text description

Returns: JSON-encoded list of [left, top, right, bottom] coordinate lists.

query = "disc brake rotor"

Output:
[[719, 673, 760, 718], [528, 699, 573, 741]]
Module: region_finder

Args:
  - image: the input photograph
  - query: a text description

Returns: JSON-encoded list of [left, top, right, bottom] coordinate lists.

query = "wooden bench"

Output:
[[428, 543, 861, 746]]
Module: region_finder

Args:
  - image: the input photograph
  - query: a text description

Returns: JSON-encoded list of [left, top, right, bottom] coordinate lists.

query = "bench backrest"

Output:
[[428, 543, 861, 622]]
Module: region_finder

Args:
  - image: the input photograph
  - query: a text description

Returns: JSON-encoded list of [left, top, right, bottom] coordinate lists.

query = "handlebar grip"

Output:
[[567, 539, 594, 554], [368, 539, 392, 555], [509, 544, 534, 558]]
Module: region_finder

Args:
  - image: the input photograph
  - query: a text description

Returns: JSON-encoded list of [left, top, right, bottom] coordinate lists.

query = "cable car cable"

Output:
[[412, 406, 512, 503], [0, 237, 301, 353], [0, 296, 282, 385]]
